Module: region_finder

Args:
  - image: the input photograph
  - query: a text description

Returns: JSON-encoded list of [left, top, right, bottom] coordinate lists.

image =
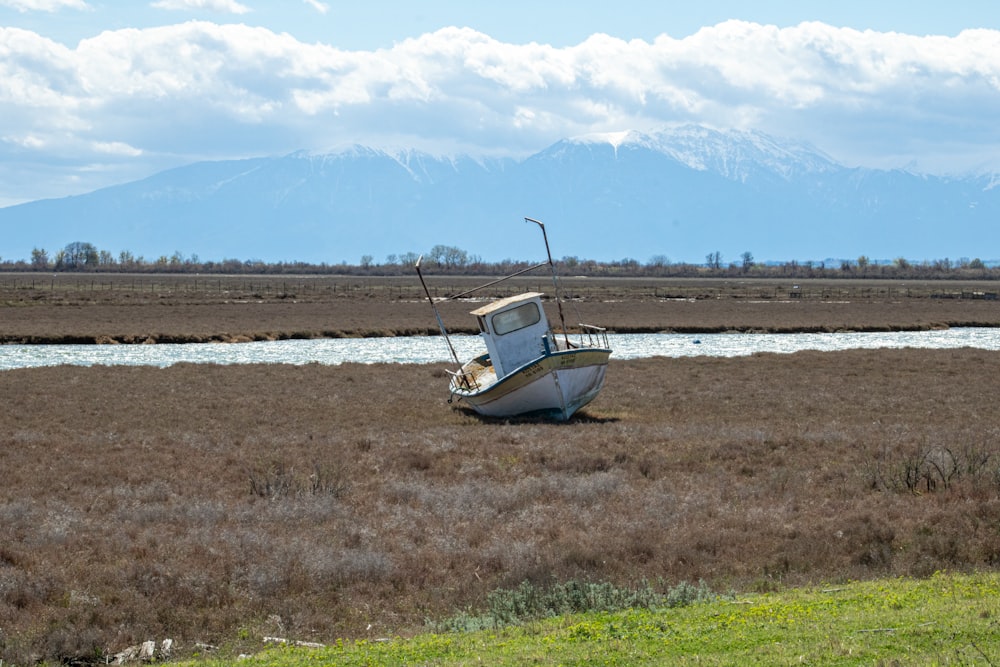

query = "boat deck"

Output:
[[449, 354, 496, 393]]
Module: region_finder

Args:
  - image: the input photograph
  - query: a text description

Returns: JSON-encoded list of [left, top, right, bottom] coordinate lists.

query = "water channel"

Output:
[[2, 328, 999, 371]]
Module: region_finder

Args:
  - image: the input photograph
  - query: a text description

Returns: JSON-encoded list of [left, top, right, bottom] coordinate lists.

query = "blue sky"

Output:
[[2, 0, 1000, 207], [9, 1, 1000, 49]]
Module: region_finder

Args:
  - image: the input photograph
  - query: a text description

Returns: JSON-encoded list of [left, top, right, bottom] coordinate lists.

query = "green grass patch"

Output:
[[430, 579, 716, 632], [180, 571, 1000, 666]]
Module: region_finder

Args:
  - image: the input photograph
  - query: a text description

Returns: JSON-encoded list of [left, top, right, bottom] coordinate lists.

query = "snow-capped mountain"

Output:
[[1, 125, 996, 265], [573, 125, 841, 181]]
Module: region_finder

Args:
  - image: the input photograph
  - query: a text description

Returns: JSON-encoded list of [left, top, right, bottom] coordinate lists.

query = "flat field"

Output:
[[1, 273, 999, 342], [2, 274, 1000, 664]]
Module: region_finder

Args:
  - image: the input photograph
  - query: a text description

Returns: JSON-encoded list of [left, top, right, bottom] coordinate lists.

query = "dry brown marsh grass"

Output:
[[2, 274, 1000, 343], [3, 349, 1000, 662]]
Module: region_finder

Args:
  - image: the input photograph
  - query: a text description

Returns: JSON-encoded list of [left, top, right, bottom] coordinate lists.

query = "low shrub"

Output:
[[865, 441, 1000, 494], [247, 460, 348, 499], [432, 578, 717, 632]]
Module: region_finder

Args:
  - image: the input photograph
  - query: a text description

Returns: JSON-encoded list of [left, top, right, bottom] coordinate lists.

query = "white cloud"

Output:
[[2, 19, 1000, 203], [149, 0, 250, 15], [302, 0, 328, 14], [0, 0, 87, 11], [91, 140, 143, 156], [4, 133, 47, 149]]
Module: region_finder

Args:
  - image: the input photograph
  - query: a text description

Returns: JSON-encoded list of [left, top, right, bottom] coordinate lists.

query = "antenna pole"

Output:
[[525, 217, 569, 347], [415, 256, 461, 366]]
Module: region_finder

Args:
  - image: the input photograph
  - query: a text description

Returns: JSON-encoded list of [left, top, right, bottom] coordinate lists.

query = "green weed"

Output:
[[432, 579, 717, 632], [183, 571, 1000, 666]]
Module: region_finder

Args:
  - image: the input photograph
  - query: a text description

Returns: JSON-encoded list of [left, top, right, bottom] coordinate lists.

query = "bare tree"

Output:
[[30, 247, 49, 270]]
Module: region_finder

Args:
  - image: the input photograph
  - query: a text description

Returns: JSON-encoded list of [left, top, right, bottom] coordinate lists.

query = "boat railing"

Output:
[[446, 368, 479, 392], [550, 324, 610, 351], [578, 324, 609, 349], [447, 353, 494, 392]]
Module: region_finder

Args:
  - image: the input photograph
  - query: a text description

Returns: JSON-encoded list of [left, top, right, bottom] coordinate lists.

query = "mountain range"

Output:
[[1, 124, 997, 265]]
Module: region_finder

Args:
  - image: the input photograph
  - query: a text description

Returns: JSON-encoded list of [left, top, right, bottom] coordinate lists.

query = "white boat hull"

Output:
[[450, 348, 611, 420]]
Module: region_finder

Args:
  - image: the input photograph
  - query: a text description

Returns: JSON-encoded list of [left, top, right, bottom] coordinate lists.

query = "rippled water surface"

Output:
[[2, 328, 999, 371]]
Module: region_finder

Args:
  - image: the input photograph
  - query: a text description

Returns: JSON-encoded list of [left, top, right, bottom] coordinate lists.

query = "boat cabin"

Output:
[[470, 292, 551, 379]]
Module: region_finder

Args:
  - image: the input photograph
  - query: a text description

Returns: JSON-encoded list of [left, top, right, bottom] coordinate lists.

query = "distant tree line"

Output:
[[1, 241, 997, 281]]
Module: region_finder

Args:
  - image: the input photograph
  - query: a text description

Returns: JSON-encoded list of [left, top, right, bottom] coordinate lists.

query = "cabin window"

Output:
[[492, 302, 541, 335]]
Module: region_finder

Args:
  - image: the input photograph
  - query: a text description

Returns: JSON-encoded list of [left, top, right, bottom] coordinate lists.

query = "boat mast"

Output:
[[524, 217, 570, 347], [415, 255, 461, 366]]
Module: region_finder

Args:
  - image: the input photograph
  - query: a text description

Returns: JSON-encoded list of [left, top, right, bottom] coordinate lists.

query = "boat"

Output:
[[416, 218, 612, 420]]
